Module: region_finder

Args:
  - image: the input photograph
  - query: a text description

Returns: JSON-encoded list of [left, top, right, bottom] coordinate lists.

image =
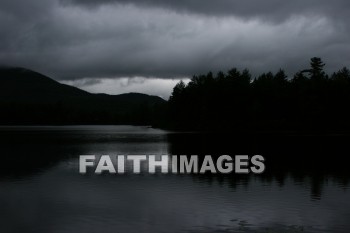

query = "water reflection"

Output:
[[167, 132, 350, 199], [0, 126, 349, 233]]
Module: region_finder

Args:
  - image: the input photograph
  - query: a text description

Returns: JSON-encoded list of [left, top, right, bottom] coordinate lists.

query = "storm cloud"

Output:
[[63, 0, 350, 23], [0, 0, 350, 95]]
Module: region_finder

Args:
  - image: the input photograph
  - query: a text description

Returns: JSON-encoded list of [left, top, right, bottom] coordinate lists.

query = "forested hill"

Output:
[[167, 57, 350, 132], [2, 57, 350, 131], [0, 67, 165, 125]]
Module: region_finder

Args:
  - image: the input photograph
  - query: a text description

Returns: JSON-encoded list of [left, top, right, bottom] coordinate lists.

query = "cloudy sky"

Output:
[[1, 0, 350, 98]]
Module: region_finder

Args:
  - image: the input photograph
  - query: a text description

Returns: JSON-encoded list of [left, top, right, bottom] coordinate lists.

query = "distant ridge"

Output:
[[0, 67, 165, 125]]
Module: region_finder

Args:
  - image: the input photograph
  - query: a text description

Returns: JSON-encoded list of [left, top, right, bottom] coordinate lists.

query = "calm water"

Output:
[[0, 126, 349, 233]]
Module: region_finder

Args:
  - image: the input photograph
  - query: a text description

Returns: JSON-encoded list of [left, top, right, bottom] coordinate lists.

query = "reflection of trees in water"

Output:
[[167, 132, 350, 200], [1, 128, 349, 200], [184, 221, 311, 233], [187, 172, 343, 201], [0, 129, 83, 179]]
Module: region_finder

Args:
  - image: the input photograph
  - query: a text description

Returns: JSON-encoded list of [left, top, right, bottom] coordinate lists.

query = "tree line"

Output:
[[164, 57, 350, 132]]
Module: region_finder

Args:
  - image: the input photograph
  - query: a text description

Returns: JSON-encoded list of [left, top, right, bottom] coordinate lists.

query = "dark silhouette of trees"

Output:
[[166, 57, 350, 132], [310, 57, 326, 79], [3, 58, 350, 131]]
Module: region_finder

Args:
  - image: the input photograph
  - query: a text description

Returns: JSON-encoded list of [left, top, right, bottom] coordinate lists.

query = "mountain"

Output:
[[0, 67, 166, 125]]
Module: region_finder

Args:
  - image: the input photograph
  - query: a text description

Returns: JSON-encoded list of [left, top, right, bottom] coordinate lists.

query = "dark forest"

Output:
[[165, 57, 350, 132]]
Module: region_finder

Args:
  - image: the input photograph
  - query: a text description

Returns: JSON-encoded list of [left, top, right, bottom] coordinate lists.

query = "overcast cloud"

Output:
[[1, 0, 350, 96]]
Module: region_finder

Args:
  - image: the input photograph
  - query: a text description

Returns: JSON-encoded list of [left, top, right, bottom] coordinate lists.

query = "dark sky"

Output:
[[1, 0, 350, 98]]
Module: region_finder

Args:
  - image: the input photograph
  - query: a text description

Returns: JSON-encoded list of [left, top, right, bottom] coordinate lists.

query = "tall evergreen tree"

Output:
[[310, 57, 326, 79]]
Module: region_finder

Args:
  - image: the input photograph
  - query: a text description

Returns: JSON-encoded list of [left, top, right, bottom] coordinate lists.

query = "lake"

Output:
[[0, 125, 349, 233]]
